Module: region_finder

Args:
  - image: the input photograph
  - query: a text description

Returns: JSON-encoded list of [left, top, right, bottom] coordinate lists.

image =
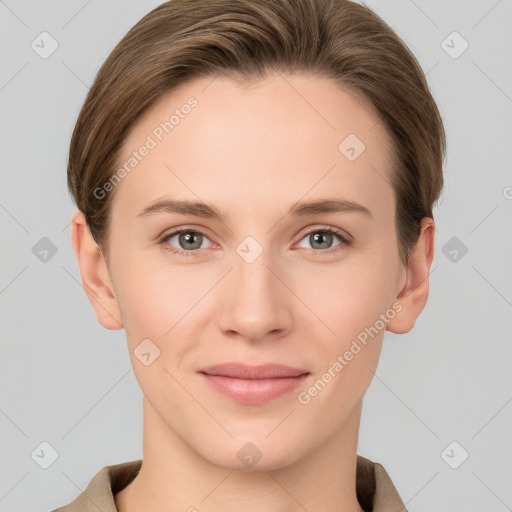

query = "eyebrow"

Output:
[[138, 198, 372, 220]]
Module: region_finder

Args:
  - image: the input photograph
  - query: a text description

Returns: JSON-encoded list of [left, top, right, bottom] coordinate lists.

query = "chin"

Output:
[[197, 433, 307, 472]]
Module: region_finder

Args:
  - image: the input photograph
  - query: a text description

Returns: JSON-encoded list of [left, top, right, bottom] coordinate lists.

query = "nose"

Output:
[[216, 247, 294, 344]]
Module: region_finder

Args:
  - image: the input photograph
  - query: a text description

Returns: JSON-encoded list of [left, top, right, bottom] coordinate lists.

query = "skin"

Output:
[[71, 72, 435, 512]]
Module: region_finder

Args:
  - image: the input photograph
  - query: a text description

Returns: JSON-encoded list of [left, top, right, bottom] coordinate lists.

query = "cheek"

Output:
[[112, 252, 212, 337], [110, 259, 206, 400], [293, 263, 390, 414], [293, 257, 396, 342]]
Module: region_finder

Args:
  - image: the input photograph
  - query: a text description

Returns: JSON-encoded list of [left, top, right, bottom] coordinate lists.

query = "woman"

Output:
[[54, 0, 445, 510]]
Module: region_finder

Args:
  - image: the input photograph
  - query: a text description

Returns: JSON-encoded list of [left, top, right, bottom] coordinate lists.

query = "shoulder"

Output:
[[356, 454, 408, 512], [51, 459, 142, 512]]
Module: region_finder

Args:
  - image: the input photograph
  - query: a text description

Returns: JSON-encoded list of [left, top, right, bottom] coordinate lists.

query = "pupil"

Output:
[[312, 232, 332, 249], [181, 232, 201, 250]]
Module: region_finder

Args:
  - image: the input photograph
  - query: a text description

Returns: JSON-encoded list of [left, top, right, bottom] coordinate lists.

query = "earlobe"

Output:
[[70, 210, 124, 330], [386, 218, 435, 334]]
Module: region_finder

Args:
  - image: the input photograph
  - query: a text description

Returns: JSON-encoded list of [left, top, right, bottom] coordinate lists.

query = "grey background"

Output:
[[1, 1, 511, 511]]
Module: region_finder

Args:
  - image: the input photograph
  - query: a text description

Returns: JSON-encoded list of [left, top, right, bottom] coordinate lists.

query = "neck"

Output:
[[115, 398, 365, 512]]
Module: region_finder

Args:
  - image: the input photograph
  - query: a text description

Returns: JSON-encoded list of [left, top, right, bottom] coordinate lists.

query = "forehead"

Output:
[[112, 72, 396, 224]]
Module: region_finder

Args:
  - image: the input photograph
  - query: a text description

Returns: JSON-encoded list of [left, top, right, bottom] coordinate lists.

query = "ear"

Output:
[[386, 217, 435, 334], [70, 210, 123, 330]]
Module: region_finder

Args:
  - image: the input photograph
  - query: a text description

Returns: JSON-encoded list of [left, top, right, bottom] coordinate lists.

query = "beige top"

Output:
[[52, 455, 407, 512]]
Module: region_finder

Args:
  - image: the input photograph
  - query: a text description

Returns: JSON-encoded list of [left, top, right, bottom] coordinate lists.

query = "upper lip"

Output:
[[199, 363, 308, 379]]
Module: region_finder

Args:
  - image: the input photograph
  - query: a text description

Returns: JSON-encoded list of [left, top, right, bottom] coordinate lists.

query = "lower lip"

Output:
[[200, 373, 309, 405]]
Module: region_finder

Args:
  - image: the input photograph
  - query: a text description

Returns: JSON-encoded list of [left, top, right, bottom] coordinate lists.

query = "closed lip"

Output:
[[198, 363, 309, 379]]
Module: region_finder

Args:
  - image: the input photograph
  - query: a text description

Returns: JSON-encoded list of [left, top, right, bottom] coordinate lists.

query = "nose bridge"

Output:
[[217, 239, 292, 340]]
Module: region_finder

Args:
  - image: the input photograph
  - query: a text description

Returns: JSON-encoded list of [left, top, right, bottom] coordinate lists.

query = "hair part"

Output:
[[67, 0, 446, 265]]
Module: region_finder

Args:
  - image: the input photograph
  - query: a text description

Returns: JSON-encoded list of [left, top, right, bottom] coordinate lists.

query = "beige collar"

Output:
[[52, 455, 407, 512]]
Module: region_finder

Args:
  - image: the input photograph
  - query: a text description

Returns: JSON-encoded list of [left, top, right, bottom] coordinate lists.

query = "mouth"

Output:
[[198, 363, 310, 405]]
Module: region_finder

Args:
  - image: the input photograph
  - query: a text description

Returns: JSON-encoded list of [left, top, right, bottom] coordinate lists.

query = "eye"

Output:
[[159, 226, 352, 257], [159, 228, 214, 256], [295, 227, 351, 255]]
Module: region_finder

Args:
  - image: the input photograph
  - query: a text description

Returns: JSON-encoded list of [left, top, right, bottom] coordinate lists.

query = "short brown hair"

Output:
[[67, 0, 446, 264]]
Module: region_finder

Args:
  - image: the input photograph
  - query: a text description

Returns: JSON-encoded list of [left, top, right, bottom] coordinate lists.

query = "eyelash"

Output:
[[158, 226, 352, 257]]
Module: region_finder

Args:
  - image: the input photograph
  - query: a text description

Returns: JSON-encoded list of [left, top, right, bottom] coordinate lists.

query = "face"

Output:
[[101, 73, 407, 470]]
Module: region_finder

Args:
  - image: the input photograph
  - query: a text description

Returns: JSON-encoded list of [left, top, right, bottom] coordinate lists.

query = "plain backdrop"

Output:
[[1, 1, 511, 511]]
